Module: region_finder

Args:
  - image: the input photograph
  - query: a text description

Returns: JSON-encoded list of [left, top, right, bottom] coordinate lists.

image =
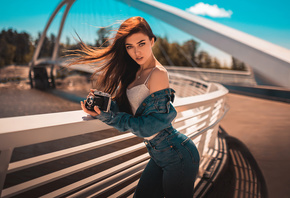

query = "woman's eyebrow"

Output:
[[125, 39, 145, 45], [137, 39, 145, 44]]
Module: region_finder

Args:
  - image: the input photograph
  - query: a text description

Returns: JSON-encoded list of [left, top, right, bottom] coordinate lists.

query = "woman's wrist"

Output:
[[93, 110, 114, 122]]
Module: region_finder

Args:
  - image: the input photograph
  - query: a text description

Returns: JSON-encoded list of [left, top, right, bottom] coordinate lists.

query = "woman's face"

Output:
[[125, 32, 154, 66]]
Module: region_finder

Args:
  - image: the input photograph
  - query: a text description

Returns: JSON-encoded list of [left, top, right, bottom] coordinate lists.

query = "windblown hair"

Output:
[[67, 16, 156, 114]]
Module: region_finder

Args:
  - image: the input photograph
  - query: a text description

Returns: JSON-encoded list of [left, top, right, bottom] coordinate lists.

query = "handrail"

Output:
[[0, 74, 228, 197]]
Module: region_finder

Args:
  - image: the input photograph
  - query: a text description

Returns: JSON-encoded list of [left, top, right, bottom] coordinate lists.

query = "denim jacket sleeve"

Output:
[[94, 90, 177, 138]]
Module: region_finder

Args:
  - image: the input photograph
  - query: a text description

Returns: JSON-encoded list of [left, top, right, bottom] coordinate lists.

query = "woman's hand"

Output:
[[80, 100, 101, 117], [87, 89, 96, 97], [80, 89, 102, 117]]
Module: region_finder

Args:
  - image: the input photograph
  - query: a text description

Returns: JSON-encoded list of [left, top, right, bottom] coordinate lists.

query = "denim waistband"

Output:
[[144, 125, 178, 147]]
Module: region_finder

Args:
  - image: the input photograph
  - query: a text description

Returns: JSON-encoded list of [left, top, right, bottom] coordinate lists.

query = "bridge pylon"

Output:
[[29, 0, 76, 90]]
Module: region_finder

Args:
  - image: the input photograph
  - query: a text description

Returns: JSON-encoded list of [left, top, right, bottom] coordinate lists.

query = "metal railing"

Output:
[[166, 66, 257, 86], [0, 73, 228, 197]]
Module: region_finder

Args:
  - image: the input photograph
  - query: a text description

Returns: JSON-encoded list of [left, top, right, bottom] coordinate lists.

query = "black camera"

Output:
[[85, 90, 111, 112]]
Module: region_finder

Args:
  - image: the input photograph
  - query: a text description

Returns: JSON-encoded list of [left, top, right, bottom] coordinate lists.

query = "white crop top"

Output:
[[126, 67, 156, 116]]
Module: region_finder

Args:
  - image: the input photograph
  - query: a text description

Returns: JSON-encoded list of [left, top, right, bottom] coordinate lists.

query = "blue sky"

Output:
[[1, 0, 289, 66]]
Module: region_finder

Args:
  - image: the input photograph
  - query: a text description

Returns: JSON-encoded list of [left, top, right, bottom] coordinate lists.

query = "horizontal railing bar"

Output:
[[67, 161, 148, 198], [209, 112, 220, 125], [191, 136, 201, 146], [212, 104, 222, 115], [166, 66, 252, 75], [40, 153, 150, 198], [181, 105, 227, 141], [107, 180, 139, 198], [174, 92, 227, 111], [214, 99, 224, 107], [199, 149, 214, 170], [0, 111, 113, 150], [188, 104, 230, 140], [169, 72, 210, 86], [90, 170, 143, 198], [175, 114, 209, 132], [2, 143, 145, 198], [174, 106, 211, 123], [178, 121, 206, 135], [8, 132, 134, 173]]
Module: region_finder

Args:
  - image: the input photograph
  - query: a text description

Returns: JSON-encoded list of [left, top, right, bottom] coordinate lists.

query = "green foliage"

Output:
[[0, 27, 247, 71], [231, 57, 247, 71], [153, 37, 228, 69], [0, 29, 34, 67], [34, 32, 55, 58], [95, 27, 111, 47]]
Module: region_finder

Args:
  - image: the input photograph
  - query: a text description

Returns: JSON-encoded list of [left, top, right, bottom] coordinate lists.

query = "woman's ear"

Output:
[[151, 37, 155, 47]]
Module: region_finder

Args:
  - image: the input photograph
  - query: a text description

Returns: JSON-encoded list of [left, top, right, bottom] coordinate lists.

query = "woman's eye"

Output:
[[126, 46, 132, 49], [139, 43, 145, 47]]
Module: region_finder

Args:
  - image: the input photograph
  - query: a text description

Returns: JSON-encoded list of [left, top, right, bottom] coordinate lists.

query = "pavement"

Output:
[[0, 88, 81, 118], [220, 93, 290, 198]]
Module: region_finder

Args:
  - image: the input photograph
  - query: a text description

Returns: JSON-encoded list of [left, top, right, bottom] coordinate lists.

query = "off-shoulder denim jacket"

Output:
[[94, 88, 177, 138]]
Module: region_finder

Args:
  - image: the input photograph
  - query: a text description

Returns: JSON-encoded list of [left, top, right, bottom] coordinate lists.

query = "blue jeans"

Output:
[[134, 127, 200, 198]]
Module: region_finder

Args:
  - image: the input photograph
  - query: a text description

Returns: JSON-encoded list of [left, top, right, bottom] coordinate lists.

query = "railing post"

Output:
[[0, 148, 13, 197], [207, 98, 225, 150], [200, 103, 216, 156]]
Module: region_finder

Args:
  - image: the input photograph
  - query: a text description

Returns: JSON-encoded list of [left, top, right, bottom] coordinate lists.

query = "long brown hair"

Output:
[[67, 16, 156, 114]]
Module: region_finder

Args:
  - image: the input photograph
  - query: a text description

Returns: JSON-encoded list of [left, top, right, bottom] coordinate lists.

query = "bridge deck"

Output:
[[220, 93, 290, 198]]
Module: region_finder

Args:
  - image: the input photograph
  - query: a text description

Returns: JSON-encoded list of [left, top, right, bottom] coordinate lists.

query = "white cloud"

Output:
[[186, 2, 233, 18]]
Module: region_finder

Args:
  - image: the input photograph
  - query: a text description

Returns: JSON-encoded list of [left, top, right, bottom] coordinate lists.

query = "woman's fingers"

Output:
[[82, 90, 101, 117], [80, 100, 87, 112], [88, 89, 96, 97], [80, 100, 100, 117], [94, 106, 101, 114]]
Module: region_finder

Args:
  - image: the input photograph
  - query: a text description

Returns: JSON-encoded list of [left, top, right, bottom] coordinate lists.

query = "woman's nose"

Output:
[[134, 47, 141, 56]]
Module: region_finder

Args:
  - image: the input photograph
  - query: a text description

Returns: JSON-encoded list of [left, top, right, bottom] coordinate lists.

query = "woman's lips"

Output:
[[136, 57, 143, 61]]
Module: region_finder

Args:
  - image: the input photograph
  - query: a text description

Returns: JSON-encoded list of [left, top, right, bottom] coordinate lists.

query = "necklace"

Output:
[[137, 67, 143, 79], [137, 65, 155, 80]]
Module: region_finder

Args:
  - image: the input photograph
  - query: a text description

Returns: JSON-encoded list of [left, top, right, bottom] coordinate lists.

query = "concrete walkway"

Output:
[[220, 93, 290, 198]]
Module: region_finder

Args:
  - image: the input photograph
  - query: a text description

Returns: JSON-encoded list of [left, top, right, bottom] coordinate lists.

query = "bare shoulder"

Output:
[[152, 65, 168, 80], [148, 65, 169, 93]]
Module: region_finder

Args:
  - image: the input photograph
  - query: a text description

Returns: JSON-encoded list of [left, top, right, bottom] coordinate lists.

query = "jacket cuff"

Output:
[[93, 110, 114, 122]]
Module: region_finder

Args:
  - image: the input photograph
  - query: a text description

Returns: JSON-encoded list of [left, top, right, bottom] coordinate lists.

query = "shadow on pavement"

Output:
[[204, 126, 268, 198]]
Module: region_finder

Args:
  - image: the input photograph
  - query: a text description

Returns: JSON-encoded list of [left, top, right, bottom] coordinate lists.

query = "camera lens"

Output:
[[87, 96, 94, 106]]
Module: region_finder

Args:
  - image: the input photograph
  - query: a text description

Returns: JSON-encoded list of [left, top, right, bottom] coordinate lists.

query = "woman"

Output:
[[72, 16, 200, 198]]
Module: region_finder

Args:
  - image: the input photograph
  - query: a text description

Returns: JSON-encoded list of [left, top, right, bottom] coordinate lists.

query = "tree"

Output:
[[212, 57, 221, 69], [66, 36, 70, 47], [153, 37, 173, 65], [34, 32, 57, 58], [197, 51, 211, 68], [0, 29, 34, 67], [181, 39, 199, 66], [0, 38, 16, 66], [231, 57, 246, 71], [95, 27, 111, 47], [169, 42, 188, 66]]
